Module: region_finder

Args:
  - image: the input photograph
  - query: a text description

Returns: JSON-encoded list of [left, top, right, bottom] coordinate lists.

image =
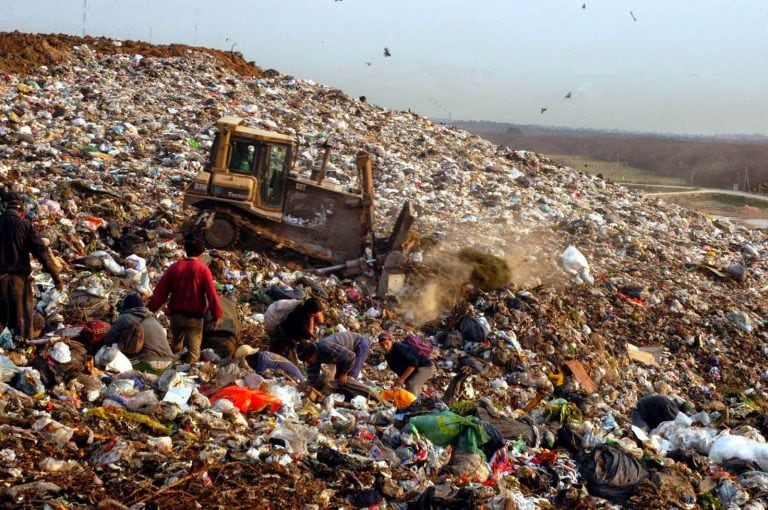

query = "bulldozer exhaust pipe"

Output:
[[311, 139, 333, 184]]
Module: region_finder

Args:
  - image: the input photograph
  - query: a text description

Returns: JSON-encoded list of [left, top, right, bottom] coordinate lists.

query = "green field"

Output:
[[668, 193, 768, 211], [550, 154, 687, 186]]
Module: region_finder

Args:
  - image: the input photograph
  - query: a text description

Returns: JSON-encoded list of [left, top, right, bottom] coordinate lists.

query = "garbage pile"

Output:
[[2, 32, 768, 509]]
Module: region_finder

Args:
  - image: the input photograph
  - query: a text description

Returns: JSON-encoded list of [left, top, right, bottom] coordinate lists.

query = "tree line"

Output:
[[475, 130, 768, 190]]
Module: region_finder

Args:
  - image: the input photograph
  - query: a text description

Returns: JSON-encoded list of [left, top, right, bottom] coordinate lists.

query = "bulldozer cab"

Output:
[[205, 117, 292, 212]]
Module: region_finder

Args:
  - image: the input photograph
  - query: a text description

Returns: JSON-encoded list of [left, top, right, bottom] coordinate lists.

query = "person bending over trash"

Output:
[[297, 331, 371, 385], [0, 191, 63, 339], [378, 332, 435, 398], [103, 293, 174, 367], [267, 297, 325, 363], [147, 235, 222, 363], [234, 344, 306, 383]]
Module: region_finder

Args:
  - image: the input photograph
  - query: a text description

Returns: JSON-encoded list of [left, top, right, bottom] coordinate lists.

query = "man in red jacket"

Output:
[[148, 235, 222, 363]]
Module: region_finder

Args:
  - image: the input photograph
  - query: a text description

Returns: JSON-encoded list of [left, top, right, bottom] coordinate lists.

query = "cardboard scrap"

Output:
[[627, 343, 662, 367], [564, 360, 597, 394]]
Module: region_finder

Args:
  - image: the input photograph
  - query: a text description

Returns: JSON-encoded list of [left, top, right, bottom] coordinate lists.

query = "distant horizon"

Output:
[[443, 118, 768, 141], [2, 0, 767, 137]]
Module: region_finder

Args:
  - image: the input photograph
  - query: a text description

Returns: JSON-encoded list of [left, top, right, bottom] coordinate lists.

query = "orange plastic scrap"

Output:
[[209, 386, 283, 413], [380, 388, 417, 408]]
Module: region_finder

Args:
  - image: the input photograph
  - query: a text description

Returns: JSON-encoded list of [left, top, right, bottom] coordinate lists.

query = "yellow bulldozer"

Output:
[[183, 116, 416, 294]]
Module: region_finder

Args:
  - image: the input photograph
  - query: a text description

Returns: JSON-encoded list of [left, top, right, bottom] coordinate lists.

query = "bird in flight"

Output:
[[630, 10, 637, 21], [582, 3, 586, 9], [365, 62, 372, 66], [564, 92, 572, 99], [540, 107, 547, 114], [383, 47, 391, 57]]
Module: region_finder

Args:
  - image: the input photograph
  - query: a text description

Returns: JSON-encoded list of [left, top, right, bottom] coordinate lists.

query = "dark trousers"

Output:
[[0, 274, 33, 339], [169, 313, 204, 363], [269, 331, 300, 365]]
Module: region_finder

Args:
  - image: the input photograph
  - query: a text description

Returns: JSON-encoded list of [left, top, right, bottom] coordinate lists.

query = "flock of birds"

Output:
[[539, 5, 638, 115], [334, 1, 641, 118]]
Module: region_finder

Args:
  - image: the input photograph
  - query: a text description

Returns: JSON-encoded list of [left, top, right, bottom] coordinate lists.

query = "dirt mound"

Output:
[[0, 30, 261, 77]]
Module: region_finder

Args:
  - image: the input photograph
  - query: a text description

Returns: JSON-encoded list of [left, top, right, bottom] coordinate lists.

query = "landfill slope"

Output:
[[1, 31, 768, 509]]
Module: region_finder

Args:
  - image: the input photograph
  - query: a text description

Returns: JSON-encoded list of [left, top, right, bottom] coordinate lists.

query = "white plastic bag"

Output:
[[268, 421, 309, 455], [561, 246, 594, 284], [162, 373, 196, 408], [94, 345, 133, 373], [709, 433, 768, 470], [91, 250, 125, 276], [652, 421, 718, 455]]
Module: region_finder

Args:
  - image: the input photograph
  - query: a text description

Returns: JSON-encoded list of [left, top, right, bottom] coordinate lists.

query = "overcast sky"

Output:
[[2, 0, 767, 136]]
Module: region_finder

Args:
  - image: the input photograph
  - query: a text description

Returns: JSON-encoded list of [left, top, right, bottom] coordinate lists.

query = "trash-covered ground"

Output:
[[3, 31, 768, 509]]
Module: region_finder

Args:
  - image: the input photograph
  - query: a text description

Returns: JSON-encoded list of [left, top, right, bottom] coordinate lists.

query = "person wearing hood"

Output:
[[104, 294, 173, 364]]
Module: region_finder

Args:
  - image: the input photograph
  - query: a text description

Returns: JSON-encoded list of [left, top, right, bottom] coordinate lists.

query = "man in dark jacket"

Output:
[[104, 294, 174, 365], [378, 332, 435, 398], [0, 192, 62, 339]]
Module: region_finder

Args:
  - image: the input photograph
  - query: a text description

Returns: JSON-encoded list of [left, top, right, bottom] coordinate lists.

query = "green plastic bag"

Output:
[[408, 410, 490, 455]]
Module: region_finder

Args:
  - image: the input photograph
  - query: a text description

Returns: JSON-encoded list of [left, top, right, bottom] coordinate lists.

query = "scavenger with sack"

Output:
[[265, 297, 325, 363], [103, 294, 174, 365]]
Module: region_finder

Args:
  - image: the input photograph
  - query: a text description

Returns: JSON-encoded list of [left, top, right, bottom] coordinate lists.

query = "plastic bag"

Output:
[[210, 386, 282, 413], [0, 327, 14, 350], [91, 250, 125, 276], [0, 355, 20, 383], [404, 334, 435, 358], [86, 407, 170, 434], [561, 245, 594, 284], [263, 299, 302, 333], [162, 373, 196, 407], [380, 388, 417, 408], [13, 368, 45, 396], [443, 449, 490, 483], [95, 345, 132, 373], [268, 421, 309, 455], [459, 317, 487, 343], [580, 444, 649, 502], [709, 433, 768, 470], [652, 421, 718, 455], [408, 411, 490, 455], [32, 417, 74, 447]]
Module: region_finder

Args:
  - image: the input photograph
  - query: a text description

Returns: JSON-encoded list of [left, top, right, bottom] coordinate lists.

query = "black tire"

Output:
[[204, 214, 239, 249]]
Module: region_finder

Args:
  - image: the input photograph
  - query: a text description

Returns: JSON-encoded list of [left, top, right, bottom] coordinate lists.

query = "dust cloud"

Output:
[[398, 228, 564, 326]]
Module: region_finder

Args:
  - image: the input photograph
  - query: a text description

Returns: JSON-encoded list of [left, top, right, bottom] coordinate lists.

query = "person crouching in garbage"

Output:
[[103, 293, 175, 369], [234, 344, 306, 383], [297, 332, 371, 386], [268, 297, 325, 364], [0, 191, 63, 339], [378, 332, 435, 398]]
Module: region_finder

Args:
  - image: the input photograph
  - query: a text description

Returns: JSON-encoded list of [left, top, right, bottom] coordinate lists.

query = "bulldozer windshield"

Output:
[[259, 144, 289, 208], [229, 139, 260, 174]]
